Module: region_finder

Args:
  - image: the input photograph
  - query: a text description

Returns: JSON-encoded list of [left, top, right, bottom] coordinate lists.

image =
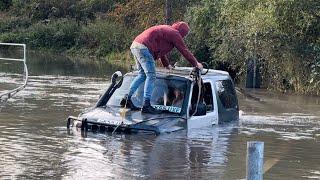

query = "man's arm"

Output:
[[160, 55, 170, 67], [171, 33, 198, 67]]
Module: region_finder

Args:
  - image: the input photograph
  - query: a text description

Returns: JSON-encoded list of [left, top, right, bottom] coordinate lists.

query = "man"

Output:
[[121, 21, 203, 114]]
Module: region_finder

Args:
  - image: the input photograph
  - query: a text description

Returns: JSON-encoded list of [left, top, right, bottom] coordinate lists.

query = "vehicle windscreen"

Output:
[[107, 75, 188, 114]]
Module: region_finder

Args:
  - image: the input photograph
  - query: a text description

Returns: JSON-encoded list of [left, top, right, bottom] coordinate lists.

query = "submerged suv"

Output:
[[67, 67, 239, 134]]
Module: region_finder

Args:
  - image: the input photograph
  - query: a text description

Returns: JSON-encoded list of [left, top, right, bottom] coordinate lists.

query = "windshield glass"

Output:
[[107, 75, 188, 114]]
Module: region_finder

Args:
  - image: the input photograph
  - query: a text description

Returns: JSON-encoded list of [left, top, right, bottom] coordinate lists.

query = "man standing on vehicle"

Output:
[[121, 21, 203, 114]]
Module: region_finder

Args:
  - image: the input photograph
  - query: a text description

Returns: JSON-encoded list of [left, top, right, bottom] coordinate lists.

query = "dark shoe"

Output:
[[120, 96, 140, 110], [141, 105, 162, 114]]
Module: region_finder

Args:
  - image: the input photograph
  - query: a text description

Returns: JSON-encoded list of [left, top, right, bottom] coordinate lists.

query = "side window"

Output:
[[190, 83, 200, 108], [215, 80, 238, 109], [203, 83, 214, 112], [190, 82, 214, 112]]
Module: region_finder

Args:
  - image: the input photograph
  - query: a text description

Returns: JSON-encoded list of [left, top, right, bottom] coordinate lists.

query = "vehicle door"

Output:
[[187, 79, 219, 129]]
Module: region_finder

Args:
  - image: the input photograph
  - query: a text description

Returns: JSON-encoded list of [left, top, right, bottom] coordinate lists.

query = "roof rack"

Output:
[[0, 43, 28, 101], [127, 66, 230, 80]]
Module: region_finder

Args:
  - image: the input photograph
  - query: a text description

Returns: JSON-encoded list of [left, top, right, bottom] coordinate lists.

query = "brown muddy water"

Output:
[[0, 51, 320, 179]]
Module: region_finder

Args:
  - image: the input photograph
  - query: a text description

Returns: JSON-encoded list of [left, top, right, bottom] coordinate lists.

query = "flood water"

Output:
[[0, 51, 320, 179]]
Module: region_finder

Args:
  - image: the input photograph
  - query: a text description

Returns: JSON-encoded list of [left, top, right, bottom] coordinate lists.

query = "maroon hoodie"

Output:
[[133, 21, 198, 67]]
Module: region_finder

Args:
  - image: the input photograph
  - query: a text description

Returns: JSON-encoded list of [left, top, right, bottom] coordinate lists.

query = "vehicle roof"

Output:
[[126, 67, 231, 81]]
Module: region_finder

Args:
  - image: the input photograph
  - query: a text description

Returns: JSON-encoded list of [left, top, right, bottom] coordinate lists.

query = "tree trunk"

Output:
[[165, 0, 172, 25]]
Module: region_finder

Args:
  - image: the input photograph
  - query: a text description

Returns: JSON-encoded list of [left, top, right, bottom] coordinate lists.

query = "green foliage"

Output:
[[0, 0, 319, 95], [0, 0, 12, 10], [0, 32, 26, 43], [186, 0, 320, 95], [84, 0, 125, 13], [26, 19, 79, 50], [185, 1, 221, 64], [0, 17, 32, 33], [111, 0, 198, 29], [25, 0, 94, 22], [78, 20, 136, 56], [0, 18, 133, 54]]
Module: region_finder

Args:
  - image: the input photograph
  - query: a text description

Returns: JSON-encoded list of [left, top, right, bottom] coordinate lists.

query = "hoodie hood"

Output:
[[171, 21, 190, 38]]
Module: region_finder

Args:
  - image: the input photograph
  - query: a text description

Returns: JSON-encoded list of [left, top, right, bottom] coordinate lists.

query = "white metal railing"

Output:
[[0, 43, 28, 100]]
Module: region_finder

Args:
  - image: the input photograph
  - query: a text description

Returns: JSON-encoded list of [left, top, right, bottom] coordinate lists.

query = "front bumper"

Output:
[[67, 116, 160, 134]]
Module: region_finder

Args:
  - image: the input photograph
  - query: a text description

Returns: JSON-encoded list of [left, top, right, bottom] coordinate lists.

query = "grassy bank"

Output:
[[0, 16, 136, 69]]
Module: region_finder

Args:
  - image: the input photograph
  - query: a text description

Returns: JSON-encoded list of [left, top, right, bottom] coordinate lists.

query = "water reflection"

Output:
[[0, 50, 126, 77], [64, 123, 239, 179]]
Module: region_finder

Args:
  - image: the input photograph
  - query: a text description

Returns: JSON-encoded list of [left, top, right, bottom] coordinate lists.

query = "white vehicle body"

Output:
[[67, 67, 239, 134]]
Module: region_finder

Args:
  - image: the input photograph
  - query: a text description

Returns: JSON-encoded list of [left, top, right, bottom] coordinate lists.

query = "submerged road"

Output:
[[0, 52, 320, 179]]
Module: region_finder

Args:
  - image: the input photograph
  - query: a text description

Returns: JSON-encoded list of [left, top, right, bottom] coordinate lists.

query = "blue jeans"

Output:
[[128, 47, 156, 102]]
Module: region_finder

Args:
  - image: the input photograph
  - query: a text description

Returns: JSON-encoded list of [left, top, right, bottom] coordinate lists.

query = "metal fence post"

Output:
[[247, 141, 264, 180]]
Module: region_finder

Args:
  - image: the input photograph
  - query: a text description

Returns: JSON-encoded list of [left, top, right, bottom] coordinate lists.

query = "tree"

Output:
[[186, 0, 320, 94], [0, 0, 12, 10]]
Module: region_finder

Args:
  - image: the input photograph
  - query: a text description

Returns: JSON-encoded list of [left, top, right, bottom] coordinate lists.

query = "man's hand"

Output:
[[166, 65, 174, 70], [196, 62, 203, 70]]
